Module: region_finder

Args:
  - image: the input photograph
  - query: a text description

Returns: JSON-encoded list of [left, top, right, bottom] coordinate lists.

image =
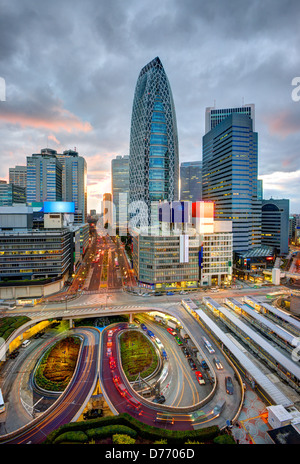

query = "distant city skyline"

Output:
[[0, 1, 300, 213]]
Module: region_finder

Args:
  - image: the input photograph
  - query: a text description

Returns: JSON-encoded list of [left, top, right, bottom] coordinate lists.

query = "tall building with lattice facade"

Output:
[[129, 57, 179, 225]]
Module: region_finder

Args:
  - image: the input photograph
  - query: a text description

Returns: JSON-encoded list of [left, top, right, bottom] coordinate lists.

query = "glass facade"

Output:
[[0, 228, 71, 281], [129, 57, 179, 223], [0, 183, 26, 206], [26, 151, 62, 203], [205, 104, 255, 134], [111, 155, 129, 231], [261, 199, 289, 255], [202, 113, 261, 253], [180, 161, 202, 202]]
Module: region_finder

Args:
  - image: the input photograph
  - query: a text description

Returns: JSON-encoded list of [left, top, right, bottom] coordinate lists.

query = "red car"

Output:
[[195, 371, 205, 385], [167, 328, 176, 336], [109, 356, 116, 369]]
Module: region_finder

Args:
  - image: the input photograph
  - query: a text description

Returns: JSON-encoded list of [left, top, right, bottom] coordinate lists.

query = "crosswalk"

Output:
[[0, 300, 182, 321]]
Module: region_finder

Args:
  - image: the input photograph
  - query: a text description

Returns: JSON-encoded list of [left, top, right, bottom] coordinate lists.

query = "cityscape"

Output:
[[0, 0, 300, 454]]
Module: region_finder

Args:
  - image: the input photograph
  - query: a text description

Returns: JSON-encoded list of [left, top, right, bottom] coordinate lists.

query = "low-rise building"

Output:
[[132, 201, 233, 289]]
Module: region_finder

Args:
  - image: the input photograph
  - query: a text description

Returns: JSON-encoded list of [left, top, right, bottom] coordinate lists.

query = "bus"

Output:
[[0, 389, 5, 414], [126, 396, 143, 416], [202, 336, 215, 354]]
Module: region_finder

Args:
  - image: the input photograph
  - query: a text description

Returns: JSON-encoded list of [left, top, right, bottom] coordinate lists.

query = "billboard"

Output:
[[43, 201, 75, 213]]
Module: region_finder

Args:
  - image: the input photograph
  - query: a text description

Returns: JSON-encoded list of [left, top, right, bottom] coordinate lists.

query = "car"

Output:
[[9, 350, 19, 359], [108, 330, 114, 336], [109, 356, 116, 369], [181, 346, 190, 357], [155, 413, 174, 425], [155, 338, 162, 347], [162, 350, 168, 360], [188, 358, 196, 370], [225, 376, 234, 395], [166, 291, 174, 295], [106, 347, 112, 357], [83, 408, 103, 420], [195, 371, 205, 385], [175, 336, 183, 345], [154, 292, 163, 296], [141, 323, 147, 331], [213, 357, 223, 370], [107, 337, 112, 347], [166, 328, 176, 336], [152, 395, 166, 404], [201, 359, 209, 370]]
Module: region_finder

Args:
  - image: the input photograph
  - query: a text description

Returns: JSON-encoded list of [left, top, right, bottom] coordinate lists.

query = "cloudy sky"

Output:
[[0, 0, 300, 212]]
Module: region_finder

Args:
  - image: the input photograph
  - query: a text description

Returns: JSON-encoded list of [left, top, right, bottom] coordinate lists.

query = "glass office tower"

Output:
[[180, 161, 202, 202], [56, 149, 87, 224], [205, 104, 255, 134], [129, 57, 179, 224], [202, 112, 261, 252], [26, 149, 62, 203], [111, 155, 129, 232]]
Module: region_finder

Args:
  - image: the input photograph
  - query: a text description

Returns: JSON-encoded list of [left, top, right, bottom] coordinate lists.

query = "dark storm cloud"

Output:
[[0, 0, 300, 211]]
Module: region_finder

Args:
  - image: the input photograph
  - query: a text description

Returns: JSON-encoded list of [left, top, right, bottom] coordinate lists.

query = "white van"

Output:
[[22, 339, 31, 348]]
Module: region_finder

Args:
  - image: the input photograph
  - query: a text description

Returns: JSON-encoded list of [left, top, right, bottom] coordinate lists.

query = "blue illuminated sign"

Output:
[[43, 201, 75, 213]]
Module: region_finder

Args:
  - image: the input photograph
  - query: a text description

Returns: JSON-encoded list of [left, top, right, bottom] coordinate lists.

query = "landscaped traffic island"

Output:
[[119, 330, 158, 382], [34, 336, 81, 392]]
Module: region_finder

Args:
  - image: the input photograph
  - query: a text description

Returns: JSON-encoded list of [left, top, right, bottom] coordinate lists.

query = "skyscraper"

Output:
[[129, 57, 179, 225], [261, 198, 289, 255], [9, 165, 27, 189], [202, 112, 261, 252], [205, 104, 255, 134], [56, 149, 87, 224], [111, 155, 129, 233], [26, 148, 87, 223], [180, 161, 202, 202], [26, 148, 62, 203]]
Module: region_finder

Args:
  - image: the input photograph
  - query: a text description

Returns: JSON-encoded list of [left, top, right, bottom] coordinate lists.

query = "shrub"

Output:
[[43, 413, 220, 445], [112, 434, 136, 445], [86, 425, 137, 440], [53, 431, 88, 444], [213, 434, 236, 444]]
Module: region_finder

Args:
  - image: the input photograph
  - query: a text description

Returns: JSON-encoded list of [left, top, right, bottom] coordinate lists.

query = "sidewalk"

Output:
[[231, 388, 273, 444]]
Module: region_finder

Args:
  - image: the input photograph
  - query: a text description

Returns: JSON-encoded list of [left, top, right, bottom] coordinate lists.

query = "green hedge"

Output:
[[53, 431, 88, 444], [0, 316, 30, 340], [213, 434, 236, 444], [43, 413, 220, 445], [86, 425, 137, 440]]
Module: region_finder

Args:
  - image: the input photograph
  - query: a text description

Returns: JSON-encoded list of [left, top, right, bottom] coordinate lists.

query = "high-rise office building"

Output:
[[205, 104, 255, 134], [102, 193, 113, 230], [180, 161, 202, 202], [111, 155, 129, 233], [9, 165, 27, 189], [129, 56, 179, 225], [56, 149, 87, 224], [262, 198, 289, 255], [26, 149, 62, 203], [202, 112, 261, 252], [257, 179, 263, 200], [0, 182, 26, 206]]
